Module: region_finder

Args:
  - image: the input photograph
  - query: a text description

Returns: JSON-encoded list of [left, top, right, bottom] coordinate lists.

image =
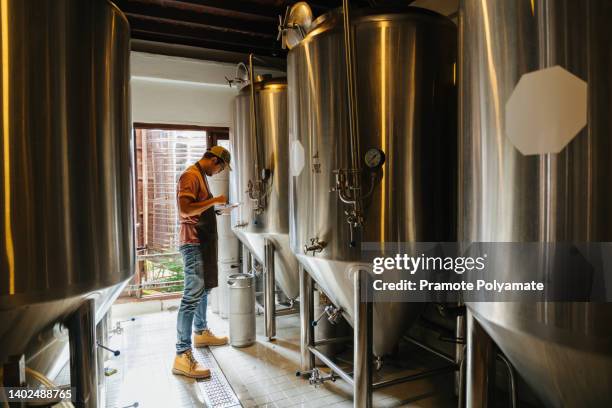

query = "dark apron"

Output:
[[195, 162, 218, 290]]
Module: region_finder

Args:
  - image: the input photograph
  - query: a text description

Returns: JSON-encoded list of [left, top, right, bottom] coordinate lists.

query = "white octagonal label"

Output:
[[505, 65, 587, 155], [290, 139, 305, 176]]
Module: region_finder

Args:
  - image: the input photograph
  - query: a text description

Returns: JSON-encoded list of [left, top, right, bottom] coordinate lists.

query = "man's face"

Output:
[[205, 158, 225, 176]]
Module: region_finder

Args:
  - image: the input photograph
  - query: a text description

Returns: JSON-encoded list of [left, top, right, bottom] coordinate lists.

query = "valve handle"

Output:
[[97, 342, 120, 357]]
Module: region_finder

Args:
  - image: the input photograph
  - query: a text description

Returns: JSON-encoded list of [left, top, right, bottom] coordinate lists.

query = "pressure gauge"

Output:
[[261, 168, 271, 180], [364, 148, 385, 168]]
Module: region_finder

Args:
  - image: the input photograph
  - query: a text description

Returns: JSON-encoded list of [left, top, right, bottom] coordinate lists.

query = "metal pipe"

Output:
[[466, 311, 495, 408], [308, 346, 354, 385], [275, 307, 299, 317], [264, 238, 276, 340], [248, 53, 260, 179], [404, 336, 457, 365], [496, 353, 517, 408], [372, 365, 457, 389], [353, 269, 372, 408], [339, 0, 364, 244], [314, 336, 353, 347], [68, 299, 98, 408], [299, 266, 315, 372], [341, 0, 360, 171]]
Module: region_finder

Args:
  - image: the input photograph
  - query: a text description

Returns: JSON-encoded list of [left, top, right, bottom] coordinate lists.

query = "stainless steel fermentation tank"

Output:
[[288, 6, 457, 358], [460, 0, 612, 406], [0, 0, 134, 401], [232, 77, 300, 302]]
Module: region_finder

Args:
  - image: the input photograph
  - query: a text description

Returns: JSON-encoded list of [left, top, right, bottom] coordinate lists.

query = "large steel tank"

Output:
[[460, 0, 612, 406], [0, 0, 134, 361], [231, 78, 299, 299], [288, 7, 457, 356]]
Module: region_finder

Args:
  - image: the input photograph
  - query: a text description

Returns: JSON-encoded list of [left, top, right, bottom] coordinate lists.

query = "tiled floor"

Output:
[[104, 299, 457, 408], [207, 312, 456, 408], [103, 310, 238, 408]]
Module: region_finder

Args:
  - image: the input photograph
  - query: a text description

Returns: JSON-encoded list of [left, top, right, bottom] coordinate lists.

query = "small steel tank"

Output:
[[288, 7, 457, 356], [228, 273, 256, 347], [0, 0, 134, 361], [460, 0, 612, 406], [231, 78, 300, 299]]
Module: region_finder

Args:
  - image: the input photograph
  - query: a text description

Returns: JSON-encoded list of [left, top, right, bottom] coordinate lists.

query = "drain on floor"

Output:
[[193, 347, 241, 408]]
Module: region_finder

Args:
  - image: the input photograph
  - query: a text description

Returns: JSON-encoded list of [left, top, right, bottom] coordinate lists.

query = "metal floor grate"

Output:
[[193, 347, 242, 408]]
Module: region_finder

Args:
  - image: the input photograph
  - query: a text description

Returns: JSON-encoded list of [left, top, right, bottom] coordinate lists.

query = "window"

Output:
[[131, 124, 229, 298]]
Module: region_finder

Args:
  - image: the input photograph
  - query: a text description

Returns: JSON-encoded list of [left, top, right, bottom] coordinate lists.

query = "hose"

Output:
[[1, 363, 73, 408], [25, 367, 74, 408]]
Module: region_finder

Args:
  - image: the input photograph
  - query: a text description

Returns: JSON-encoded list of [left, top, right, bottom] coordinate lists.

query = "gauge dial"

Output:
[[364, 148, 385, 168]]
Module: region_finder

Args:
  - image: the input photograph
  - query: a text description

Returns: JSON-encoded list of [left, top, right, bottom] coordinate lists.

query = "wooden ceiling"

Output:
[[113, 0, 375, 62]]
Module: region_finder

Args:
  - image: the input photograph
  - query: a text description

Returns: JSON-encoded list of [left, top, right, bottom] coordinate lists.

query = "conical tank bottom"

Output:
[[233, 229, 299, 299], [468, 302, 612, 407], [296, 254, 423, 357]]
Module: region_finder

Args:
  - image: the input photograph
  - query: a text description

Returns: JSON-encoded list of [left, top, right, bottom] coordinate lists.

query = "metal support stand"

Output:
[[466, 310, 495, 408], [353, 269, 372, 408], [264, 238, 276, 340], [455, 311, 465, 396], [242, 243, 252, 275], [297, 267, 457, 407], [496, 353, 517, 408], [96, 313, 112, 408], [2, 355, 26, 408], [299, 265, 315, 372], [68, 299, 98, 408]]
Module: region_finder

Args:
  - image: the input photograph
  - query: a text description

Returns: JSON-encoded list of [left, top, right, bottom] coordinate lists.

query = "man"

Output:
[[172, 145, 232, 379]]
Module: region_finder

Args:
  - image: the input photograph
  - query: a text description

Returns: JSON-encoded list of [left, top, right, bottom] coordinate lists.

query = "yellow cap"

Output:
[[208, 145, 232, 170]]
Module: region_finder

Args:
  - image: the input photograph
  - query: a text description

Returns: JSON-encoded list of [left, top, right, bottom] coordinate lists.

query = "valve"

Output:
[[247, 179, 266, 215], [111, 317, 135, 335], [311, 305, 343, 326], [97, 342, 120, 357], [304, 237, 326, 255], [296, 368, 337, 386]]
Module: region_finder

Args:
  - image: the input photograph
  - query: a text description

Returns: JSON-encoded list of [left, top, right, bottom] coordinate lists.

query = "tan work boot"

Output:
[[172, 349, 211, 379], [194, 328, 228, 347]]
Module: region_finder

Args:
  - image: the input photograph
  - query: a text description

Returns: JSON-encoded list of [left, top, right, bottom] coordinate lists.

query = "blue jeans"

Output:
[[176, 244, 211, 354]]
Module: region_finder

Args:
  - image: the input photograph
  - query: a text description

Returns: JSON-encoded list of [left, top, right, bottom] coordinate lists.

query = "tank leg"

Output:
[[456, 308, 466, 397], [96, 313, 111, 408], [242, 243, 252, 275], [299, 265, 315, 372], [2, 355, 26, 408], [466, 310, 495, 408], [353, 269, 372, 408], [264, 239, 276, 340], [68, 299, 98, 408]]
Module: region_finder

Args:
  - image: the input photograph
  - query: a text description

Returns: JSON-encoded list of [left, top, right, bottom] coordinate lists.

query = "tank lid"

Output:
[[228, 273, 254, 288], [301, 5, 454, 45], [239, 77, 287, 94]]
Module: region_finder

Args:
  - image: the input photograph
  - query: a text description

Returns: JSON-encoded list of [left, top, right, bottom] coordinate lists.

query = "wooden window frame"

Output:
[[133, 122, 229, 147]]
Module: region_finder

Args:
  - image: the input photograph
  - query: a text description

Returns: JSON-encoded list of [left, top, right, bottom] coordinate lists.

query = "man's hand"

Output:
[[179, 194, 227, 218]]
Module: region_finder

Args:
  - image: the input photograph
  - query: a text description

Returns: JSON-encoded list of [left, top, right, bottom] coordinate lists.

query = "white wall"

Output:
[[131, 78, 236, 127], [130, 52, 284, 128]]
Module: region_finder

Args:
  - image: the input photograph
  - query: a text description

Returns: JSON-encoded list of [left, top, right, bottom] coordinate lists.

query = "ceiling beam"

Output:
[[128, 14, 282, 49], [176, 0, 282, 21], [114, 0, 277, 36], [131, 30, 282, 56], [131, 38, 287, 68]]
